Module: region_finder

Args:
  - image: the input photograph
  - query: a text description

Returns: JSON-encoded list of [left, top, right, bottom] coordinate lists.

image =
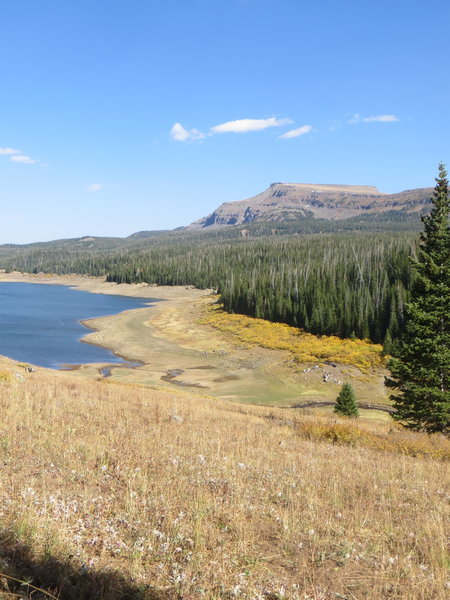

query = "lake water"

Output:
[[0, 282, 154, 369]]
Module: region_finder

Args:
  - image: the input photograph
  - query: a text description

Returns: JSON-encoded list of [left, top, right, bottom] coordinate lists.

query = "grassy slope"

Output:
[[0, 359, 448, 599]]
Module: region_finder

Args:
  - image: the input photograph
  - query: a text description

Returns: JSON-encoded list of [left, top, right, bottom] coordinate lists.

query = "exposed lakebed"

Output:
[[0, 282, 154, 369]]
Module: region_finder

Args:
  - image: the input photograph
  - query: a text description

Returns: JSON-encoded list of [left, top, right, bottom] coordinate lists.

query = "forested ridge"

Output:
[[0, 225, 418, 348]]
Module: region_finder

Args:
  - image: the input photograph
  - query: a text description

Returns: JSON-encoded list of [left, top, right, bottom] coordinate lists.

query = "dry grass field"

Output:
[[0, 360, 448, 600]]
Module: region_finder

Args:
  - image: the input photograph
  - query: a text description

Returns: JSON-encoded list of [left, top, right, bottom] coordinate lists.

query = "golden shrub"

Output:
[[202, 302, 385, 371]]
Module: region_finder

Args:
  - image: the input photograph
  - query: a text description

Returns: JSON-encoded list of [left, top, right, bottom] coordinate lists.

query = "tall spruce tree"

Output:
[[387, 163, 450, 433]]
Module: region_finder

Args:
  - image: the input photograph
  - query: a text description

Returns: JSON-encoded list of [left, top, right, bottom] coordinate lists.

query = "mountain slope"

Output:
[[188, 183, 433, 228]]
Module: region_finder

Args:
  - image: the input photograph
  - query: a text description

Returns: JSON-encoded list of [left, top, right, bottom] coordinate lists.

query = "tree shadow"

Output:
[[0, 536, 177, 600]]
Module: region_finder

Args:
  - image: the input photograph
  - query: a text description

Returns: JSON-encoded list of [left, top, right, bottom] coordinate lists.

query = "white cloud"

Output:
[[170, 116, 294, 142], [348, 113, 399, 124], [87, 183, 104, 192], [10, 155, 37, 164], [1, 146, 38, 164], [211, 117, 292, 134], [279, 125, 313, 139], [362, 114, 399, 123], [170, 122, 206, 142], [347, 113, 361, 124], [0, 147, 21, 155]]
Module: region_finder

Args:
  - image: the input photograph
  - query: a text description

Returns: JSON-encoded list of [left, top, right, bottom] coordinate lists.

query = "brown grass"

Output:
[[0, 366, 448, 599]]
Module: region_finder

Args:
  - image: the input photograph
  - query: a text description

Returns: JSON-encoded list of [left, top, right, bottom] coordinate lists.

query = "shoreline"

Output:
[[0, 272, 390, 412], [0, 272, 173, 372], [0, 272, 223, 386], [0, 272, 296, 402]]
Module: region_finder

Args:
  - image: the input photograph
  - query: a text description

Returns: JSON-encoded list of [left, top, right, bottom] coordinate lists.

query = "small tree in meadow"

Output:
[[334, 383, 359, 417]]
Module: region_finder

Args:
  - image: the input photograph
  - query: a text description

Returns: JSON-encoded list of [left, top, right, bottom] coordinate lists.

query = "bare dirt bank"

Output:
[[0, 271, 206, 300]]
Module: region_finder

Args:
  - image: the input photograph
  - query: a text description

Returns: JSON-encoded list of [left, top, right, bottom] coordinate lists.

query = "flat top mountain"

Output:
[[188, 182, 433, 229]]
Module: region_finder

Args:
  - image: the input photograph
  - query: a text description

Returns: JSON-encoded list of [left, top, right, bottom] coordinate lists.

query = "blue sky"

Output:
[[1, 0, 449, 243]]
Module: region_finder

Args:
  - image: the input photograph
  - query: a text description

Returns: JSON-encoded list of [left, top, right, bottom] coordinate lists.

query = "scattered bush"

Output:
[[295, 417, 450, 460], [0, 370, 13, 383]]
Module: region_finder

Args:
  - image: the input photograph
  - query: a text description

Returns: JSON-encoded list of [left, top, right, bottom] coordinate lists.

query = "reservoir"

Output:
[[0, 282, 153, 369]]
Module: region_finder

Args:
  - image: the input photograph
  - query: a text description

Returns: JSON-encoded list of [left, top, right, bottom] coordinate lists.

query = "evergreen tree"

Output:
[[334, 383, 359, 417], [387, 163, 450, 433]]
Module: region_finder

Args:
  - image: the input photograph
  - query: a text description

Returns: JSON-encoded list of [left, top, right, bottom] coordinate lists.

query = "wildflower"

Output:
[[153, 529, 165, 539]]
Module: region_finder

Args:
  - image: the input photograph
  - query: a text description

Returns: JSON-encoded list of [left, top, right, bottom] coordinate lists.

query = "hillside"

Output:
[[0, 184, 431, 263], [188, 183, 432, 228], [0, 356, 448, 599]]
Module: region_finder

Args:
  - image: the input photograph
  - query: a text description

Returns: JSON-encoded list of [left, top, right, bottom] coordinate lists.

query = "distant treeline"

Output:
[[0, 225, 418, 348]]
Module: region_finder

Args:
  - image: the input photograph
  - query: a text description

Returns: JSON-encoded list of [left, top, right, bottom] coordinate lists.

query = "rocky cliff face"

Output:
[[188, 183, 432, 229]]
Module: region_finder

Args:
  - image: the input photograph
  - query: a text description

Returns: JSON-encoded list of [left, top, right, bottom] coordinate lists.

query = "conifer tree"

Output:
[[334, 383, 359, 417], [387, 163, 450, 433]]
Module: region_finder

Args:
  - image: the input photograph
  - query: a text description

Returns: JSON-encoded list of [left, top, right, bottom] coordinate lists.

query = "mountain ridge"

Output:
[[188, 182, 433, 229]]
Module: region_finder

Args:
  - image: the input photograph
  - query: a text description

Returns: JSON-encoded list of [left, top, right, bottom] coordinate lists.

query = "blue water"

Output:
[[0, 282, 154, 369]]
